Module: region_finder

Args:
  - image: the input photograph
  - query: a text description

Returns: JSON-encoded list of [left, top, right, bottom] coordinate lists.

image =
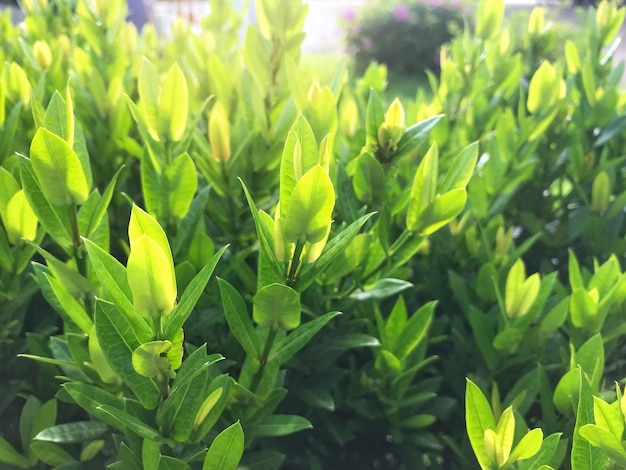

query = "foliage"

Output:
[[0, 0, 626, 469], [342, 0, 467, 77]]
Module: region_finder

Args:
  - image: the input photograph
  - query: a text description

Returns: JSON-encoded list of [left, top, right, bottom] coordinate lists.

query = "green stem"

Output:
[[249, 326, 279, 394], [287, 240, 305, 286], [68, 204, 87, 277]]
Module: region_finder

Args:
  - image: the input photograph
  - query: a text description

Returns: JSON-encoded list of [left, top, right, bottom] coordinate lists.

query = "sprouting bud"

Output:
[[528, 7, 546, 36], [208, 101, 231, 162], [193, 388, 223, 430], [591, 171, 610, 213], [307, 81, 322, 106], [33, 41, 52, 70], [377, 98, 405, 150], [495, 226, 514, 255]]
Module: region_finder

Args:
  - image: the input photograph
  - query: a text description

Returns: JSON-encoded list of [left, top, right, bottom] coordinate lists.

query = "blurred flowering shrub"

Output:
[[342, 0, 467, 76]]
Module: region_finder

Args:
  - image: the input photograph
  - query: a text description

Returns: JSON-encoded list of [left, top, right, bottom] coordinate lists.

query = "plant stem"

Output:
[[249, 326, 278, 394], [287, 240, 305, 285], [68, 204, 87, 277]]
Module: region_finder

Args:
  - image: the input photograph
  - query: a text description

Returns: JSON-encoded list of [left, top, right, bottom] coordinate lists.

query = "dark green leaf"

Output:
[[295, 213, 374, 292], [34, 421, 108, 443], [202, 421, 244, 470], [164, 246, 227, 339], [95, 300, 161, 409], [349, 278, 413, 301], [218, 278, 262, 360], [268, 311, 340, 365], [248, 415, 312, 437]]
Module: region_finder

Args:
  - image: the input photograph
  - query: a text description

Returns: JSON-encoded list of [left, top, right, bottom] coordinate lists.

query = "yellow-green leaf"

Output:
[[5, 190, 37, 244], [127, 235, 177, 319], [253, 283, 301, 331], [159, 63, 188, 142], [283, 165, 335, 244], [30, 128, 90, 206], [407, 143, 439, 230], [138, 57, 160, 141]]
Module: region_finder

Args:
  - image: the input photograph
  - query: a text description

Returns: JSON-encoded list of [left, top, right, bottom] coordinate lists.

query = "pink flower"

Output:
[[341, 8, 356, 22], [392, 4, 410, 22]]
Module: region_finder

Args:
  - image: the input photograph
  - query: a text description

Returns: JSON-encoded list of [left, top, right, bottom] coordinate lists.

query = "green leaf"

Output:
[[407, 143, 438, 230], [132, 341, 175, 379], [527, 61, 559, 114], [142, 439, 160, 470], [5, 190, 37, 243], [202, 421, 244, 470], [495, 407, 515, 465], [465, 378, 496, 470], [295, 213, 374, 291], [571, 369, 609, 470], [95, 299, 161, 410], [138, 58, 160, 142], [30, 128, 89, 206], [127, 207, 176, 315], [440, 141, 479, 193], [96, 405, 172, 445], [218, 278, 262, 360], [576, 334, 605, 389], [507, 428, 543, 463], [34, 421, 108, 443], [30, 441, 76, 467], [165, 153, 197, 221], [595, 114, 626, 147], [283, 166, 334, 244], [353, 152, 385, 204], [158, 64, 188, 142], [248, 415, 312, 437], [268, 311, 340, 365], [62, 383, 125, 430], [172, 186, 210, 258], [190, 375, 231, 443], [159, 456, 190, 470], [18, 155, 73, 250], [83, 238, 152, 342], [393, 301, 436, 361], [0, 437, 29, 468], [365, 89, 385, 145], [279, 115, 318, 216], [164, 246, 226, 339], [593, 396, 624, 439], [398, 414, 437, 429], [45, 273, 93, 334], [253, 283, 301, 331], [127, 235, 177, 320], [394, 115, 443, 159], [0, 166, 20, 219], [519, 433, 562, 470], [83, 165, 124, 237], [579, 425, 626, 465], [409, 189, 467, 235], [239, 180, 284, 284], [157, 346, 223, 439], [349, 278, 413, 301], [570, 288, 599, 332]]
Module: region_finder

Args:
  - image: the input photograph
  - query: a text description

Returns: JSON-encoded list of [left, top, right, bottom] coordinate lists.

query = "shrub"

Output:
[[0, 0, 626, 469], [342, 0, 467, 77]]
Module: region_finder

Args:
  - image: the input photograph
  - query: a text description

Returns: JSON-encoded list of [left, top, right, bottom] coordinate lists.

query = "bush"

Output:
[[342, 0, 467, 77], [1, 0, 626, 469]]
